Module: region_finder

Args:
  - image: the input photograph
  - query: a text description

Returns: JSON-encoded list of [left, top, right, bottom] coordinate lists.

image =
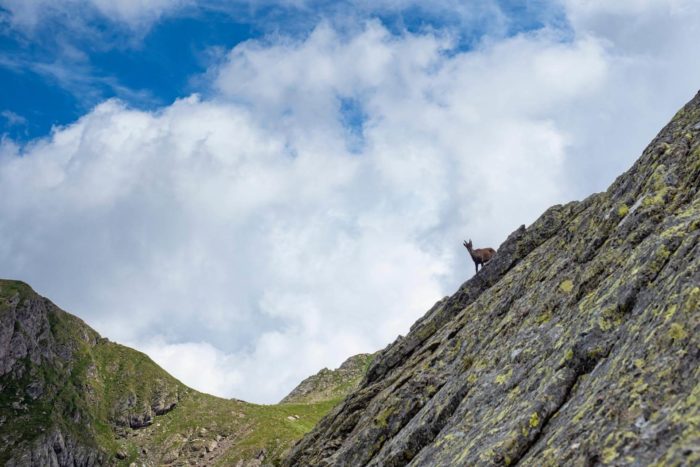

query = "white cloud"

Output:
[[2, 3, 700, 403], [0, 0, 190, 29], [1, 110, 26, 126]]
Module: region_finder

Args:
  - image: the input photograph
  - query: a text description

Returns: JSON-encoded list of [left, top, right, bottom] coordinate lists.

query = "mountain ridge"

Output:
[[283, 91, 700, 466], [0, 280, 371, 466], [3, 90, 700, 466]]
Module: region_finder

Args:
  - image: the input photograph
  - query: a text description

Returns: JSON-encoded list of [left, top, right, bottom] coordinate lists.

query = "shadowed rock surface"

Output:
[[284, 92, 700, 466]]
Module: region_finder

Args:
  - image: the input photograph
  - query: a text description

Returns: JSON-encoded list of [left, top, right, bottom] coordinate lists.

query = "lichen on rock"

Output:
[[283, 91, 700, 466]]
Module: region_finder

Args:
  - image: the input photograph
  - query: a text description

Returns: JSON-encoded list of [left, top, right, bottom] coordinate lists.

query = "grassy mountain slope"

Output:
[[0, 280, 369, 466], [281, 354, 375, 405], [284, 93, 700, 466]]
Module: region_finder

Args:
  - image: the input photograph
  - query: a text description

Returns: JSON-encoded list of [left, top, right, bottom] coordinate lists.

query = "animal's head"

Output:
[[463, 239, 473, 249]]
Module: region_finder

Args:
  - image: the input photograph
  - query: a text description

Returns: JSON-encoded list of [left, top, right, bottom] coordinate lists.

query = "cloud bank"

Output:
[[1, 1, 699, 402]]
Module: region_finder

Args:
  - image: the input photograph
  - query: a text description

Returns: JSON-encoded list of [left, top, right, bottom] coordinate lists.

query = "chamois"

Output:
[[463, 239, 496, 274]]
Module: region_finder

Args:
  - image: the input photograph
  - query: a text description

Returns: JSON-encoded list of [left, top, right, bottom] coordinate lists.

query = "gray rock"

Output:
[[206, 440, 218, 453], [284, 91, 700, 466], [6, 429, 105, 467]]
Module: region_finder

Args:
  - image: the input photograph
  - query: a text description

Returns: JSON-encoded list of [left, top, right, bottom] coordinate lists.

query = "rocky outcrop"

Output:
[[5, 429, 105, 467], [284, 93, 700, 466], [0, 280, 185, 465], [0, 282, 79, 378], [281, 354, 375, 404]]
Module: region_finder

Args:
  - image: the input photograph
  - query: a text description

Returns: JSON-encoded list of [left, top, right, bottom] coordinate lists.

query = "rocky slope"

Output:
[[0, 280, 368, 466], [284, 93, 700, 466], [281, 354, 375, 405]]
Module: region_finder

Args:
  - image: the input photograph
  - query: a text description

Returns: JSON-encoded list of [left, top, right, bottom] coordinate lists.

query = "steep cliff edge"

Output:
[[284, 93, 700, 466]]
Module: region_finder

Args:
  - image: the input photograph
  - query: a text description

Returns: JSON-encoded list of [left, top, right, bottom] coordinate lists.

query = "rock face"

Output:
[[6, 429, 105, 467], [281, 354, 375, 404], [284, 93, 700, 466], [0, 280, 185, 465]]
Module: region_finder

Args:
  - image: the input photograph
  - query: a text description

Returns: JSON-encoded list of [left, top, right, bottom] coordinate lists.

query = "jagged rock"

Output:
[[284, 92, 700, 465], [5, 428, 105, 467]]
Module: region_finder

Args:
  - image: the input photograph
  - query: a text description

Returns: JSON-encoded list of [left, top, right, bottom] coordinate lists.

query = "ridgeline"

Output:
[[284, 92, 700, 466], [0, 281, 368, 466], [3, 91, 700, 466]]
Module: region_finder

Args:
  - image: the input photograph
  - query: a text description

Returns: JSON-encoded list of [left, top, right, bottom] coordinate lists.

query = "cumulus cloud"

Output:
[[2, 3, 700, 403]]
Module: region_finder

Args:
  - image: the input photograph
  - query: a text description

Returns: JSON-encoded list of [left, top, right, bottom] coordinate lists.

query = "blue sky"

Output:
[[1, 4, 256, 139], [1, 0, 699, 403], [0, 1, 568, 140]]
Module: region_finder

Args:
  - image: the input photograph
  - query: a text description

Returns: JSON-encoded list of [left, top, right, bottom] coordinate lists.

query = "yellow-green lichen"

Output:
[[536, 309, 553, 325], [598, 306, 623, 331], [495, 368, 513, 385], [559, 348, 574, 366], [684, 287, 700, 314], [617, 204, 629, 217], [529, 412, 540, 428], [493, 408, 509, 424], [643, 187, 670, 207], [602, 447, 619, 463], [632, 379, 648, 395], [374, 407, 395, 428], [663, 305, 677, 321], [668, 323, 688, 341], [559, 280, 574, 294]]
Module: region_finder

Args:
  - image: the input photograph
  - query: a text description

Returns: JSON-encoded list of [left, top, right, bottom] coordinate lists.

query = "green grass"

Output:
[[281, 353, 375, 404], [98, 384, 343, 465]]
